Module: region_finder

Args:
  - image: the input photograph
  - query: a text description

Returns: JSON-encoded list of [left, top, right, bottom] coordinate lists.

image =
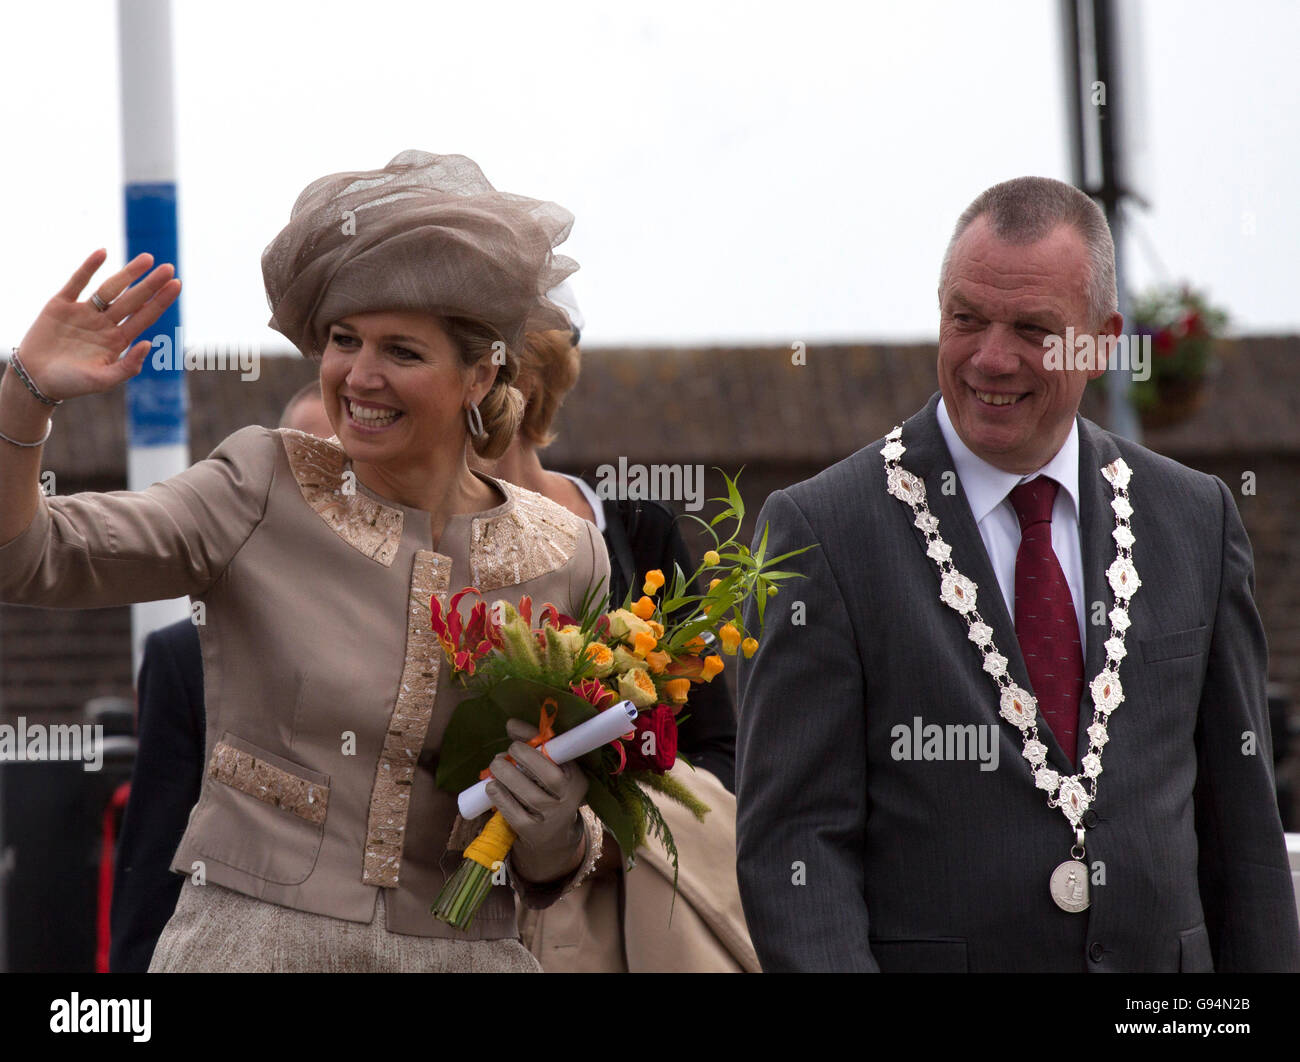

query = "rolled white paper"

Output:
[[457, 699, 639, 819]]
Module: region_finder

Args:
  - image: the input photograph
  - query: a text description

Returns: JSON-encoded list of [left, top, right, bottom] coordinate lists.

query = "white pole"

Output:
[[117, 0, 190, 678]]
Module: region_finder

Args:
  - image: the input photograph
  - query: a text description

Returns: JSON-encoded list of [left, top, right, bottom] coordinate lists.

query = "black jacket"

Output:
[[109, 620, 204, 973]]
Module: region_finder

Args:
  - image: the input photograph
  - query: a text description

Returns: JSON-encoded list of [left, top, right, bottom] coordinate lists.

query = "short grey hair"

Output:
[[937, 176, 1117, 328], [279, 380, 323, 427]]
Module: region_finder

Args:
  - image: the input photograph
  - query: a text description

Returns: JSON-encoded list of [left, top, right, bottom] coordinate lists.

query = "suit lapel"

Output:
[[1074, 416, 1122, 764]]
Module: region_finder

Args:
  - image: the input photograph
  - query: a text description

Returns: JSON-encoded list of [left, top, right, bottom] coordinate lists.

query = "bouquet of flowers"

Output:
[[429, 472, 809, 930]]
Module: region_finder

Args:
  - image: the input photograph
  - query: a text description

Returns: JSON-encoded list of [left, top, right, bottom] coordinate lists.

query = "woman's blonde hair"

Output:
[[514, 329, 581, 448], [441, 316, 526, 460]]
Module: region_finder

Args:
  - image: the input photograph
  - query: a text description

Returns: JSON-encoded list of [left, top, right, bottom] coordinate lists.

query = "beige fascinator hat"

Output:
[[262, 150, 578, 357]]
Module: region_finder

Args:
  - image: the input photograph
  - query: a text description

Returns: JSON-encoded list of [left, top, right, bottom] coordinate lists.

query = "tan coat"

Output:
[[0, 426, 609, 939], [519, 762, 761, 972]]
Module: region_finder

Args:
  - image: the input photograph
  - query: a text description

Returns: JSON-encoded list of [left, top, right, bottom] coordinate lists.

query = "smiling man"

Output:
[[736, 176, 1300, 972], [937, 206, 1119, 475]]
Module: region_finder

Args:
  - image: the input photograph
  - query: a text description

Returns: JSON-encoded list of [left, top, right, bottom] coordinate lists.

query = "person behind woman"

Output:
[[277, 379, 336, 438], [483, 321, 737, 787], [0, 151, 610, 972], [476, 322, 758, 972]]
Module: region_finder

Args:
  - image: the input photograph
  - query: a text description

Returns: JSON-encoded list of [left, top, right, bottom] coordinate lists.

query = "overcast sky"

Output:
[[2, 0, 1297, 351]]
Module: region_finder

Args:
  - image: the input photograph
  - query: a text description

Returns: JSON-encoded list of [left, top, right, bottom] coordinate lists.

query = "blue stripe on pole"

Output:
[[124, 181, 187, 448]]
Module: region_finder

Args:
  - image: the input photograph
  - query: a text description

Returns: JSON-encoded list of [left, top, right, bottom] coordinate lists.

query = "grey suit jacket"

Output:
[[736, 393, 1300, 972]]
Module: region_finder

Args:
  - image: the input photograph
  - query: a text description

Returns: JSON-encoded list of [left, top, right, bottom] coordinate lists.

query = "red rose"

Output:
[[621, 704, 678, 773]]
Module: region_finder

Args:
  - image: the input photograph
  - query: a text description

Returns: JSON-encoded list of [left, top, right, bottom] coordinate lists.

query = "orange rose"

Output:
[[617, 667, 658, 708], [584, 642, 615, 677]]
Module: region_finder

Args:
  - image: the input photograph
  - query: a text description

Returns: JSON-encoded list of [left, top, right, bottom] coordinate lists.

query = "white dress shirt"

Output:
[[936, 399, 1087, 647]]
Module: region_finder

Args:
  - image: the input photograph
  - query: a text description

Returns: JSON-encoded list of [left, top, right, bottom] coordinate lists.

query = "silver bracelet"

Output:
[[0, 417, 53, 448], [7, 350, 62, 407]]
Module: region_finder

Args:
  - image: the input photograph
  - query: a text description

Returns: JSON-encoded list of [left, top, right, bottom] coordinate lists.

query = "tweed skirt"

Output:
[[147, 880, 540, 973]]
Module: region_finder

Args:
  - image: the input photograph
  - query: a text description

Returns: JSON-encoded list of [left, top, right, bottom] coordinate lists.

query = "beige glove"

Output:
[[485, 718, 587, 884]]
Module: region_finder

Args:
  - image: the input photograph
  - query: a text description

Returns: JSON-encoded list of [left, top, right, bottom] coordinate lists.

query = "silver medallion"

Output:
[[1050, 859, 1090, 913]]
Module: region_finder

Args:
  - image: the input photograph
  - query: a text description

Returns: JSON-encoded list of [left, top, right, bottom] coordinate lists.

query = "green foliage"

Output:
[[639, 769, 711, 822], [574, 575, 610, 634], [657, 468, 815, 655], [583, 768, 640, 863], [628, 784, 680, 898]]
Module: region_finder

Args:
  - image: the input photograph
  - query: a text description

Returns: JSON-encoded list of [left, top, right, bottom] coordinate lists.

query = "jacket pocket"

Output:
[[1178, 923, 1215, 972], [870, 937, 969, 972], [190, 732, 330, 886], [1141, 625, 1209, 664]]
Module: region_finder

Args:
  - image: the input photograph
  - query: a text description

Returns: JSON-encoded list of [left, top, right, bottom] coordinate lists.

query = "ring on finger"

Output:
[[89, 292, 110, 313]]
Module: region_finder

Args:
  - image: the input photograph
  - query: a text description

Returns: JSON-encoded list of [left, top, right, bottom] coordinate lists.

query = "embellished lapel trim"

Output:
[[899, 396, 1070, 772], [1074, 417, 1123, 762], [470, 480, 585, 592], [885, 412, 1142, 840], [208, 741, 329, 824], [362, 549, 452, 887], [902, 397, 1026, 677], [280, 430, 404, 567]]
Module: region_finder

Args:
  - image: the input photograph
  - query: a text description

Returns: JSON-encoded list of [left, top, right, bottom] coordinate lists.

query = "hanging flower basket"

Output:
[[1139, 375, 1208, 429], [1093, 284, 1227, 429]]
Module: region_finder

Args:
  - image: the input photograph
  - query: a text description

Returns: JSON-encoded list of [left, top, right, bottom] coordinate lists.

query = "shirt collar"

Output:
[[936, 397, 1080, 524]]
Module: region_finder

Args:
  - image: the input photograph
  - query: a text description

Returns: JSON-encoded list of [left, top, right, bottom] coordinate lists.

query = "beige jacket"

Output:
[[0, 426, 610, 938]]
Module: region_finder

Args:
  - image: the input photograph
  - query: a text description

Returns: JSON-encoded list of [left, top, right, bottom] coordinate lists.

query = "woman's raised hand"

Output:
[[14, 249, 182, 401]]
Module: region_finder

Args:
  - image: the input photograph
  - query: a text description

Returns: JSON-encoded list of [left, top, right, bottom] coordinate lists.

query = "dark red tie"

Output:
[[1008, 478, 1084, 761]]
